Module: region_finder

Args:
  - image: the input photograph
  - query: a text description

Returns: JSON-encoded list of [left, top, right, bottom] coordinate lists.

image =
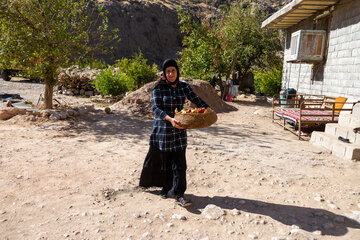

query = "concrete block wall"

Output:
[[282, 0, 360, 101]]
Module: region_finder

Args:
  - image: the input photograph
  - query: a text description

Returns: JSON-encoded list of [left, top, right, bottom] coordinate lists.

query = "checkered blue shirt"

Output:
[[150, 81, 209, 152]]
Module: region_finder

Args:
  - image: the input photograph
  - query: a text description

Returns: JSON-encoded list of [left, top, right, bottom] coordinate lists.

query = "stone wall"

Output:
[[282, 0, 360, 101]]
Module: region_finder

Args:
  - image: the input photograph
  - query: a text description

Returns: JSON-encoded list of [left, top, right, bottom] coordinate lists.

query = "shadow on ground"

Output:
[[147, 191, 360, 237], [187, 194, 360, 237]]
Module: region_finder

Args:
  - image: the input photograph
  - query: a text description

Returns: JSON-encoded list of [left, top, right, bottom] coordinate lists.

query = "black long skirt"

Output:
[[139, 145, 187, 197]]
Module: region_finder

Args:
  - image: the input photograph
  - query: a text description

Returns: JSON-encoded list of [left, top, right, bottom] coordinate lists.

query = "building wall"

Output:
[[282, 0, 360, 101]]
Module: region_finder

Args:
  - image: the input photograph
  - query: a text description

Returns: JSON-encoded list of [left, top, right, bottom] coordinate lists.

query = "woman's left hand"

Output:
[[170, 118, 184, 129], [165, 115, 184, 129]]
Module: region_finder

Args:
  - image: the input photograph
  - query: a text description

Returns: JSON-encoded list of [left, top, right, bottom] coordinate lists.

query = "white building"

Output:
[[262, 0, 360, 101]]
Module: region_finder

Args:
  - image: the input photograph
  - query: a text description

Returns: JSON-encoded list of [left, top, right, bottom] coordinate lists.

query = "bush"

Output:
[[93, 67, 129, 96], [114, 51, 158, 91], [254, 65, 283, 96]]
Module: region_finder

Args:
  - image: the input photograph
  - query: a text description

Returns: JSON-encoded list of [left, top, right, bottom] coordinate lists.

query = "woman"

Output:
[[139, 59, 209, 207]]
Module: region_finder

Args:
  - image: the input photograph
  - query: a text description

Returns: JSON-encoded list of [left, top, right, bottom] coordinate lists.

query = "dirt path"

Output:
[[1, 79, 360, 240]]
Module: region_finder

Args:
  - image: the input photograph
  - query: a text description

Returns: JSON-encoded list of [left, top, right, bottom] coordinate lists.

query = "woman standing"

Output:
[[139, 59, 209, 207]]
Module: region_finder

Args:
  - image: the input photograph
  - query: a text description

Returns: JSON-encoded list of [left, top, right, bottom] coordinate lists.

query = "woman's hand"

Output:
[[165, 116, 184, 129]]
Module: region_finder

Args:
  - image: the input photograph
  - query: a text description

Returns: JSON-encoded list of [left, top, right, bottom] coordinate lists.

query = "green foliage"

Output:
[[0, 0, 119, 108], [93, 52, 158, 96], [254, 64, 283, 96], [178, 7, 225, 82], [177, 2, 283, 96], [93, 67, 129, 96], [114, 51, 158, 91]]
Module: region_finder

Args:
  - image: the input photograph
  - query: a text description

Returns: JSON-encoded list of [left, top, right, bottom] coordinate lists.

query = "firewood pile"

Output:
[[58, 66, 101, 96]]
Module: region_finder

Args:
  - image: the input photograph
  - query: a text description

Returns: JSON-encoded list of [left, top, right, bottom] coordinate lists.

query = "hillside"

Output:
[[96, 0, 291, 66]]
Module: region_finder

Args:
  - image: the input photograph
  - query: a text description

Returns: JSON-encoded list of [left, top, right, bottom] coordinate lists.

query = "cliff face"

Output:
[[100, 1, 182, 65], [98, 0, 290, 66]]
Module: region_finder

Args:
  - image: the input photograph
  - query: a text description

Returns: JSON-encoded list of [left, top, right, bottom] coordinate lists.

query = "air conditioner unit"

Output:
[[288, 30, 326, 63]]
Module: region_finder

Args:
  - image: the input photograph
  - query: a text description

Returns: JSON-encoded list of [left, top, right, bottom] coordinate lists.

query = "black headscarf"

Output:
[[153, 59, 180, 89]]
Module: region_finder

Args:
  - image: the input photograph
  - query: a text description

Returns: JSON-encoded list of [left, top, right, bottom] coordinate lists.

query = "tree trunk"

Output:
[[44, 82, 53, 109]]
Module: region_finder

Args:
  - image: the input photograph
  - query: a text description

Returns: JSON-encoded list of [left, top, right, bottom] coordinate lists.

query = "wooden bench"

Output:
[[272, 94, 354, 139]]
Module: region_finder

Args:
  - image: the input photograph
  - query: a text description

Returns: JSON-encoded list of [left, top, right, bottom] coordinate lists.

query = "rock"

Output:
[[231, 209, 241, 215], [66, 110, 76, 117], [77, 107, 87, 115], [253, 108, 271, 117], [80, 89, 85, 95], [49, 112, 60, 121], [85, 91, 94, 97], [84, 104, 95, 112], [248, 234, 258, 239], [327, 203, 338, 209], [314, 196, 324, 202], [166, 222, 174, 227], [154, 213, 165, 222], [63, 89, 74, 96], [142, 232, 152, 238], [202, 204, 226, 220], [0, 210, 6, 215], [271, 237, 286, 240], [58, 111, 68, 120], [290, 229, 315, 240], [171, 214, 186, 220]]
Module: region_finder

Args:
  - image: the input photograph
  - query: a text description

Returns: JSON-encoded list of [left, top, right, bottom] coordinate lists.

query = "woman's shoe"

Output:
[[176, 195, 191, 207]]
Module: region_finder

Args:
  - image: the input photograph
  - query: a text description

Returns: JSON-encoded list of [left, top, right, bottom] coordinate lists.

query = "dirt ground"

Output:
[[1, 78, 360, 240]]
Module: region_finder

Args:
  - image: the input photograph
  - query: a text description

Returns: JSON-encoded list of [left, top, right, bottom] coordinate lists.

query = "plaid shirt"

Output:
[[150, 81, 209, 152]]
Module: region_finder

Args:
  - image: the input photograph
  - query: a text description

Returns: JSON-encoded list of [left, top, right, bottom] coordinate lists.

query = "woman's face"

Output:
[[165, 66, 177, 82]]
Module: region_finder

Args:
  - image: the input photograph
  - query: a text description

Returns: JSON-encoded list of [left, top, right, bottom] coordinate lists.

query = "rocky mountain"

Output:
[[97, 0, 291, 66]]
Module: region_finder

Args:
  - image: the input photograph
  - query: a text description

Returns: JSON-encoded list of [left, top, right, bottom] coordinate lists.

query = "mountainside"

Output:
[[97, 0, 291, 66]]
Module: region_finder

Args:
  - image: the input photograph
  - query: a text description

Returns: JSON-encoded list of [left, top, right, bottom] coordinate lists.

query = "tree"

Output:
[[178, 2, 283, 97], [178, 8, 227, 94], [0, 0, 119, 109], [218, 2, 283, 81]]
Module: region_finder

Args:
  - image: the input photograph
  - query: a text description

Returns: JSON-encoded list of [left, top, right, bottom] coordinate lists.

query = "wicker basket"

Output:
[[174, 108, 217, 129]]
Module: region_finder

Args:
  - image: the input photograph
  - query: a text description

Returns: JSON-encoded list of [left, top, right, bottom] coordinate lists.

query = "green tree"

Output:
[[178, 2, 283, 98], [0, 0, 119, 108], [218, 2, 283, 81], [115, 51, 158, 91], [178, 8, 227, 94]]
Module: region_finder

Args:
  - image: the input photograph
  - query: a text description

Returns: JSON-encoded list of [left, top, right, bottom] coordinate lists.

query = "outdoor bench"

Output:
[[272, 94, 354, 139]]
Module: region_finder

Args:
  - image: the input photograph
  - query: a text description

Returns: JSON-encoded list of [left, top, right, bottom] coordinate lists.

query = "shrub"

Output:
[[115, 51, 158, 91], [93, 67, 129, 96], [254, 65, 283, 96]]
